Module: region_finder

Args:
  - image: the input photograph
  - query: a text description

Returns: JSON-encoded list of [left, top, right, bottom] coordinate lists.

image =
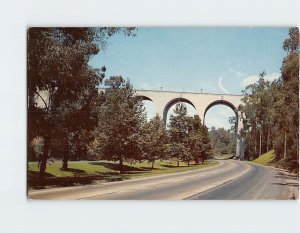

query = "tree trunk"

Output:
[[195, 158, 199, 165], [297, 131, 299, 158], [259, 128, 262, 156], [177, 160, 179, 167], [284, 131, 287, 159], [267, 127, 270, 152], [119, 157, 123, 174], [39, 135, 51, 175], [62, 155, 69, 170], [254, 137, 257, 157], [151, 161, 154, 169]]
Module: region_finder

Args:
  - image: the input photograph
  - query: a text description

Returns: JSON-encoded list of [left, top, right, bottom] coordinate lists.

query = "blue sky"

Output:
[[89, 27, 288, 130]]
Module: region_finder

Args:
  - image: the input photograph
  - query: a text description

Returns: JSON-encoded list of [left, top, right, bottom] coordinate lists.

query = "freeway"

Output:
[[28, 160, 298, 200]]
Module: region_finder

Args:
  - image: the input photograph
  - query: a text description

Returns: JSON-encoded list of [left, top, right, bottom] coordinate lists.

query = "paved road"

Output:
[[28, 160, 298, 200], [187, 162, 299, 200]]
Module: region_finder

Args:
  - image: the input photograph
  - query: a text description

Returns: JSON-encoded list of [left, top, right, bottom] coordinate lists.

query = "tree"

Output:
[[209, 127, 235, 156], [27, 27, 136, 175], [239, 27, 299, 162], [167, 103, 190, 166], [239, 72, 275, 159], [167, 104, 213, 166], [165, 142, 190, 166], [95, 76, 146, 173], [188, 115, 213, 165], [140, 114, 167, 169], [229, 116, 237, 134], [273, 27, 299, 160], [199, 124, 213, 163]]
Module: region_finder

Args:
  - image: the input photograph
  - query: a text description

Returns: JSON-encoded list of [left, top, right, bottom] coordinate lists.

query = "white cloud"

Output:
[[218, 76, 230, 94], [242, 72, 280, 88]]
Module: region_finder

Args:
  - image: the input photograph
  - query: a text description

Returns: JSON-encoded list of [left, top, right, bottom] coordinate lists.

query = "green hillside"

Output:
[[252, 150, 275, 166]]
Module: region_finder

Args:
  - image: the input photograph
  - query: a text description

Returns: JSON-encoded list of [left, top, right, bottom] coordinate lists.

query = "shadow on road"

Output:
[[272, 171, 298, 180], [271, 182, 299, 187]]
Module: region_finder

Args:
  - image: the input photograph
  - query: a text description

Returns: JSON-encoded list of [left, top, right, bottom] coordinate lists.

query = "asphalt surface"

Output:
[[187, 162, 298, 200], [28, 160, 298, 200]]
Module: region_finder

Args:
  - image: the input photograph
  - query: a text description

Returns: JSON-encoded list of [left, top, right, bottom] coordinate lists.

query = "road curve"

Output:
[[187, 162, 299, 200], [28, 160, 298, 200]]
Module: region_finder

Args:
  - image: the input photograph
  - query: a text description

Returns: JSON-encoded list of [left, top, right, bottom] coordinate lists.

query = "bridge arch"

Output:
[[203, 99, 243, 158], [163, 97, 196, 125], [136, 95, 153, 102], [136, 95, 156, 121], [133, 89, 244, 158], [203, 99, 238, 125]]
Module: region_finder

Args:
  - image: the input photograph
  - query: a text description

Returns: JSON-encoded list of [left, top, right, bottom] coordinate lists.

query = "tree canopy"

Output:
[[27, 27, 136, 174], [93, 76, 146, 173], [140, 114, 167, 169], [239, 27, 299, 161], [167, 103, 212, 166]]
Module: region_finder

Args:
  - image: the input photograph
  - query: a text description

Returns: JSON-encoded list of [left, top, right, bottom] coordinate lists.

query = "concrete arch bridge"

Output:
[[134, 89, 245, 158]]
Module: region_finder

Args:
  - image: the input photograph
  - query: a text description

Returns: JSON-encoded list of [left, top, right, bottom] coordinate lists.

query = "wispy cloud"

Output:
[[218, 76, 229, 94], [242, 72, 280, 88]]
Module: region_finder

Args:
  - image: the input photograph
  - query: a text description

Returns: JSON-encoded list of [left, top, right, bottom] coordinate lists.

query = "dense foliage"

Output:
[[140, 114, 167, 169], [28, 28, 213, 177], [92, 76, 146, 173], [167, 103, 213, 166], [209, 127, 236, 156], [239, 27, 299, 161], [28, 27, 135, 174]]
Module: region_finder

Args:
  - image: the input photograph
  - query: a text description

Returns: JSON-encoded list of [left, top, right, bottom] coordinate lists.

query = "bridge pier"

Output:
[[235, 115, 245, 158], [154, 103, 165, 123]]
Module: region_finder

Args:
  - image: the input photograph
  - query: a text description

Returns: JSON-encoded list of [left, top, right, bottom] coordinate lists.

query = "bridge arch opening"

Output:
[[203, 100, 239, 158], [163, 98, 196, 126], [136, 95, 156, 121], [203, 100, 238, 127], [136, 95, 153, 102]]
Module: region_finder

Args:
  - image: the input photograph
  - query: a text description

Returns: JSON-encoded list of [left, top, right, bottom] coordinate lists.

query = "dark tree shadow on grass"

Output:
[[59, 167, 86, 175], [28, 168, 134, 190], [161, 164, 189, 168], [28, 173, 105, 189], [89, 161, 151, 172], [139, 166, 159, 170], [28, 170, 54, 178], [28, 161, 164, 190], [96, 171, 132, 182]]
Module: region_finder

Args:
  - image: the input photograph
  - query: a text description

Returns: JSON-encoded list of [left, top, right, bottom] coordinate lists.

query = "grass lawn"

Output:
[[28, 159, 219, 189], [251, 150, 298, 174], [251, 150, 275, 166]]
